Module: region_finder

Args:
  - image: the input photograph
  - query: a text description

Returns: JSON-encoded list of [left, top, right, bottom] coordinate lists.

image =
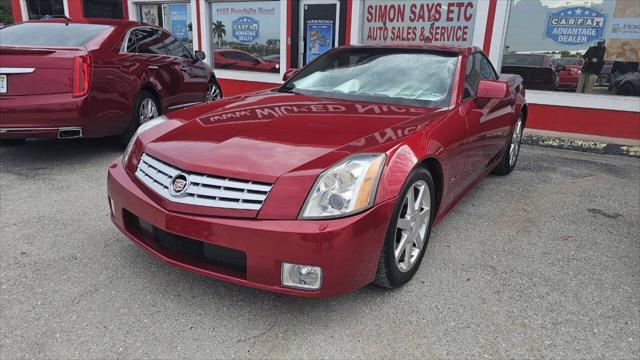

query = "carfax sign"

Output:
[[232, 16, 259, 43], [545, 6, 607, 46]]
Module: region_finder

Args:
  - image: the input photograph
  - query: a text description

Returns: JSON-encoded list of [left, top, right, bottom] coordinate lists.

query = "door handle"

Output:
[[148, 65, 159, 70], [179, 66, 189, 72]]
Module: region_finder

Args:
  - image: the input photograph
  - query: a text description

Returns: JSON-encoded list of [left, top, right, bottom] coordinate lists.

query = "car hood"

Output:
[[143, 91, 445, 183]]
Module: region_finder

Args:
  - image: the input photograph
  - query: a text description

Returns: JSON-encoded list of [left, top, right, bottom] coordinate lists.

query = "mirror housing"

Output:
[[194, 50, 206, 61], [282, 68, 299, 82], [477, 80, 510, 100]]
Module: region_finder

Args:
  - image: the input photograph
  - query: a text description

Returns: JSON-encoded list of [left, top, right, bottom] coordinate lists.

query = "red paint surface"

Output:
[[67, 0, 84, 18], [483, 0, 497, 54], [527, 104, 640, 140], [0, 19, 214, 139], [10, 0, 21, 22], [344, 0, 352, 45], [121, 1, 129, 20], [195, 0, 202, 50], [110, 46, 526, 296], [217, 79, 278, 96]]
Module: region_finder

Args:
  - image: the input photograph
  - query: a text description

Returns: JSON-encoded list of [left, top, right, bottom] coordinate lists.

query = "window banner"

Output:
[[169, 4, 189, 43], [306, 21, 334, 64], [605, 1, 640, 61], [361, 0, 477, 45], [210, 1, 280, 47]]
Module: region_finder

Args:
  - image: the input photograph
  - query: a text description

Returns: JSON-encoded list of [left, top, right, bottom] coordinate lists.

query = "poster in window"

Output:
[[210, 1, 280, 72], [361, 0, 477, 45], [605, 0, 640, 62], [306, 21, 334, 64], [169, 4, 188, 42], [141, 5, 160, 27], [544, 7, 607, 46]]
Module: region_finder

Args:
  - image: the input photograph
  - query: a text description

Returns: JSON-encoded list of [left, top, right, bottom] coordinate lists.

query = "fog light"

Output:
[[281, 262, 322, 291]]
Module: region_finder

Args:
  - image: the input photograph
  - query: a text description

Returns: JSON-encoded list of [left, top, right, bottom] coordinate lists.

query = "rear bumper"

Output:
[[0, 93, 90, 139], [107, 158, 396, 297]]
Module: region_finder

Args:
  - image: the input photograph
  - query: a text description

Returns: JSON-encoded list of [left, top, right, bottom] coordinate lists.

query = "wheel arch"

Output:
[[419, 157, 444, 217], [139, 83, 162, 114]]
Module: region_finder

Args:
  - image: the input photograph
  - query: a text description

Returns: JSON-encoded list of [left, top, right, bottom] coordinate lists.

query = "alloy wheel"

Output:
[[207, 81, 221, 102], [139, 98, 158, 124], [509, 116, 524, 167], [394, 180, 431, 272]]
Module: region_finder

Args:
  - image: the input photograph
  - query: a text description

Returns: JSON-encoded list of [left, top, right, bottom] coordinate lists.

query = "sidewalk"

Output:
[[523, 129, 640, 158]]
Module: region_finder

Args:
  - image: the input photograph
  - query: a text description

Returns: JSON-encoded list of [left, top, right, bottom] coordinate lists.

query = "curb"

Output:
[[522, 134, 640, 158]]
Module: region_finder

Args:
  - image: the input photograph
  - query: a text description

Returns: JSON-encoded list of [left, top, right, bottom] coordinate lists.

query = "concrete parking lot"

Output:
[[1, 140, 638, 359]]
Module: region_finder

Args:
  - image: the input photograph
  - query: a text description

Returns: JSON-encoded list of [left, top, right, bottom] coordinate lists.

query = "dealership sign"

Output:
[[232, 16, 259, 43], [545, 7, 607, 46], [362, 0, 477, 46]]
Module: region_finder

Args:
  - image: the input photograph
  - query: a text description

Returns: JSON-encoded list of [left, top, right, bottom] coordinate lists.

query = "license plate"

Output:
[[0, 75, 6, 93]]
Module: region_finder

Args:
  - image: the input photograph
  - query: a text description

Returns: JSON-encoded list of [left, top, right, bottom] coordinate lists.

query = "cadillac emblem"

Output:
[[169, 173, 190, 197]]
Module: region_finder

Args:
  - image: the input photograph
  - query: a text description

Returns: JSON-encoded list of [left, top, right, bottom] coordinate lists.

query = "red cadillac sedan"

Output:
[[0, 19, 221, 143], [108, 45, 527, 297]]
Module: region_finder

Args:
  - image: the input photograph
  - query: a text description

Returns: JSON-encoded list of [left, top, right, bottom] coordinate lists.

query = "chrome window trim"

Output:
[[120, 25, 195, 61]]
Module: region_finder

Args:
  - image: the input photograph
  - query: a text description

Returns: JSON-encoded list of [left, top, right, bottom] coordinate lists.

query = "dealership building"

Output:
[[8, 0, 640, 141]]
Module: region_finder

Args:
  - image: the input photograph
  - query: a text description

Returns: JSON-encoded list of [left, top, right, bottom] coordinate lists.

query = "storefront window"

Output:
[[504, 0, 640, 97], [361, 0, 477, 46], [83, 0, 123, 19], [138, 2, 193, 52], [209, 0, 281, 73], [26, 0, 64, 19]]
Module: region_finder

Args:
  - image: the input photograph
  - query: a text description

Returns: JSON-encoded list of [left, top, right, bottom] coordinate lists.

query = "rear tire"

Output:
[[492, 113, 524, 176], [120, 90, 160, 145], [617, 83, 637, 96], [374, 168, 435, 288]]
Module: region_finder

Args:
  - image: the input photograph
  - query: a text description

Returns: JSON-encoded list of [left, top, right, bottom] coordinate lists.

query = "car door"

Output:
[[460, 52, 513, 184], [161, 32, 210, 107], [132, 27, 184, 111], [230, 51, 261, 71]]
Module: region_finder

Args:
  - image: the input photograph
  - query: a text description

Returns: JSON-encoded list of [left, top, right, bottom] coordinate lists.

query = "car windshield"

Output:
[[279, 48, 458, 107], [503, 54, 544, 66], [553, 58, 583, 66], [0, 22, 112, 47]]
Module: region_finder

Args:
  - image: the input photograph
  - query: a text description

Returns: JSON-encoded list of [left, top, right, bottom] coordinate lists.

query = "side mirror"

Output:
[[555, 64, 566, 72], [477, 79, 510, 99], [194, 50, 206, 61], [282, 68, 299, 82]]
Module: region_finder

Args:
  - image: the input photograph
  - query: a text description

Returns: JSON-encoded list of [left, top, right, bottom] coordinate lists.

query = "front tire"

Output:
[[120, 90, 160, 144], [492, 113, 524, 176], [374, 168, 435, 288]]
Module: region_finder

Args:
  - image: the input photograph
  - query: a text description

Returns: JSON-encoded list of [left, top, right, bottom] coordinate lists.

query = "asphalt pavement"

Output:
[[1, 139, 639, 359]]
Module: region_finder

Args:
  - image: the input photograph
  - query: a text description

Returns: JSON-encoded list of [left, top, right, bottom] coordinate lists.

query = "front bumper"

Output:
[[107, 159, 396, 297]]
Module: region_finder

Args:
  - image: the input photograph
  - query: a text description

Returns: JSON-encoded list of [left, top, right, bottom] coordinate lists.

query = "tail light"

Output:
[[73, 55, 92, 97]]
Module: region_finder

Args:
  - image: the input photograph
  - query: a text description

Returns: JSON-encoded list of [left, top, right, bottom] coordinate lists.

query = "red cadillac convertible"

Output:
[[108, 45, 527, 297]]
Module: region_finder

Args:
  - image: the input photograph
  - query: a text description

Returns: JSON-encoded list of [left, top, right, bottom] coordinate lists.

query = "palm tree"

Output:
[[212, 21, 226, 47]]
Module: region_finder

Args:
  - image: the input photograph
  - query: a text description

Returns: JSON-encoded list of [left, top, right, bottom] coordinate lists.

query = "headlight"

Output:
[[122, 116, 169, 166], [300, 154, 386, 219]]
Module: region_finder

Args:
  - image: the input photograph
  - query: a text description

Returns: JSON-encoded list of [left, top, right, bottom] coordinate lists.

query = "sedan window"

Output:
[[162, 33, 192, 59], [0, 23, 112, 47], [133, 28, 168, 56]]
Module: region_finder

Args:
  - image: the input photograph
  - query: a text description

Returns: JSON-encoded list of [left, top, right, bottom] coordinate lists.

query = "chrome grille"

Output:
[[135, 153, 272, 210]]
